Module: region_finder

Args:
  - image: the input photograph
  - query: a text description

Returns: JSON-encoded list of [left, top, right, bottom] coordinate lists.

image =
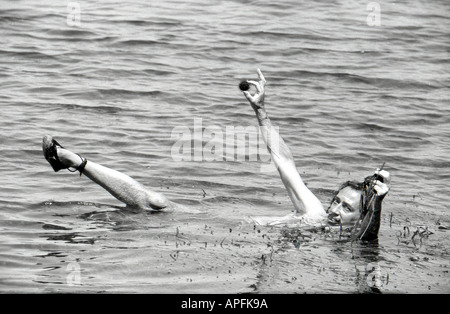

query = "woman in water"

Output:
[[242, 69, 390, 241], [42, 69, 390, 241]]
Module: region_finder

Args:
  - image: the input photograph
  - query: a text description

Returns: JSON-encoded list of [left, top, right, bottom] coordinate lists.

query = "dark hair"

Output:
[[328, 176, 374, 214], [336, 180, 364, 194]]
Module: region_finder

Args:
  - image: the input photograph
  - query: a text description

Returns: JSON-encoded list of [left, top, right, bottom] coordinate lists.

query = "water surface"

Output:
[[0, 0, 449, 293]]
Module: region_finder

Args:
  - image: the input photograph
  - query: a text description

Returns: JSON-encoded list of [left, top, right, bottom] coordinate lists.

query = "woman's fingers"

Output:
[[375, 169, 391, 185], [243, 69, 266, 96], [242, 69, 266, 108], [243, 91, 254, 102], [257, 68, 266, 87], [247, 80, 262, 93], [374, 180, 389, 196]]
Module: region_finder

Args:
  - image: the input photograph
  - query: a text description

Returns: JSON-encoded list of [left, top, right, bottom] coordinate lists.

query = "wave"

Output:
[[275, 69, 443, 90], [0, 49, 61, 61], [108, 19, 182, 27], [110, 39, 163, 46], [59, 88, 164, 99], [43, 28, 98, 38]]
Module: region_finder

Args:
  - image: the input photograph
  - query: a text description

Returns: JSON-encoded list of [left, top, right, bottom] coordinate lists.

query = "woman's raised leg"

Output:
[[42, 135, 170, 211]]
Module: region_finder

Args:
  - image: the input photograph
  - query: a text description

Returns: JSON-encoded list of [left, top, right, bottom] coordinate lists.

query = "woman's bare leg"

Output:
[[44, 136, 170, 211]]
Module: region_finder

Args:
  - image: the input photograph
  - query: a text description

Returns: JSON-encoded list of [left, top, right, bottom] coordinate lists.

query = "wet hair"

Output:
[[359, 174, 383, 216], [337, 180, 364, 195], [327, 180, 363, 212], [328, 175, 377, 214]]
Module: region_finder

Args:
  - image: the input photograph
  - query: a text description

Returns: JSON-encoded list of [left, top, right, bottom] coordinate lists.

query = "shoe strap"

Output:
[[67, 154, 87, 176], [77, 158, 88, 176]]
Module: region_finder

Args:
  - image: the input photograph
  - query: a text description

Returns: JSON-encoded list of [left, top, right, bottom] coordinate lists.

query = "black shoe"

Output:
[[42, 135, 88, 175], [42, 135, 67, 172]]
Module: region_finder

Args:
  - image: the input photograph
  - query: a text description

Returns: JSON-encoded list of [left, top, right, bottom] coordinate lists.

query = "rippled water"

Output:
[[0, 0, 449, 293]]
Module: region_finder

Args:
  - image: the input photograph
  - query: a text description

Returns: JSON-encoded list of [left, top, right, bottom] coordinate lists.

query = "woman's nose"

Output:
[[330, 202, 343, 214]]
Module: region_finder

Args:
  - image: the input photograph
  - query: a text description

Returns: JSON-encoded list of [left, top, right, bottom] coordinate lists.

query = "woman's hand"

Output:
[[243, 68, 267, 110], [374, 169, 390, 197]]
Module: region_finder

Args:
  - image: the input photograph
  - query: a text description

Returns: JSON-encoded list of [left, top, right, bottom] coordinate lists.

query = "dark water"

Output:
[[0, 0, 449, 293]]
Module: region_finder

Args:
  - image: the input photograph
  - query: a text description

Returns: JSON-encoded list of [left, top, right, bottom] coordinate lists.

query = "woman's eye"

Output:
[[341, 204, 352, 213]]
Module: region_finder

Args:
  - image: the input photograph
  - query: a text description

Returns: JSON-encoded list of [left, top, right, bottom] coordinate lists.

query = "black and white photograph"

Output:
[[0, 0, 449, 297]]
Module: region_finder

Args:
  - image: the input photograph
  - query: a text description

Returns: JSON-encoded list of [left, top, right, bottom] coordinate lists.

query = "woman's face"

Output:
[[327, 186, 361, 225]]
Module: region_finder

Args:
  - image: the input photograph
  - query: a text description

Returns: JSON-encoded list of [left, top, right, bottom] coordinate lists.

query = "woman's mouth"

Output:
[[327, 214, 341, 225]]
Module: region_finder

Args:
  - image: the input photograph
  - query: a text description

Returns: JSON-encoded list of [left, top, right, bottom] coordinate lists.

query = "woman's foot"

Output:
[[42, 135, 86, 173]]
